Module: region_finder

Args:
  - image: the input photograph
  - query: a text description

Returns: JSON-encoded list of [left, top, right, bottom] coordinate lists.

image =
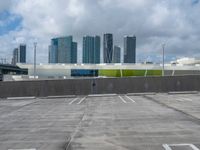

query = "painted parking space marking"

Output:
[[125, 95, 136, 103], [7, 97, 36, 100], [8, 149, 36, 150], [88, 94, 117, 97], [177, 98, 193, 102], [118, 96, 127, 103], [77, 97, 87, 104], [69, 98, 79, 105], [163, 144, 200, 150]]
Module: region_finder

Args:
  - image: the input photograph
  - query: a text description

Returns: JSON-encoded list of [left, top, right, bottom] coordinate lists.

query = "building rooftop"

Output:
[[0, 92, 200, 150], [18, 63, 200, 71]]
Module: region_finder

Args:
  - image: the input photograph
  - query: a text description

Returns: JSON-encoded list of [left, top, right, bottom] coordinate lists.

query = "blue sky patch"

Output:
[[192, 0, 199, 5], [0, 11, 22, 36]]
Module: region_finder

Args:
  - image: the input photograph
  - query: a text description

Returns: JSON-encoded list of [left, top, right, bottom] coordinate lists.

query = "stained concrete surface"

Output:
[[0, 93, 200, 150]]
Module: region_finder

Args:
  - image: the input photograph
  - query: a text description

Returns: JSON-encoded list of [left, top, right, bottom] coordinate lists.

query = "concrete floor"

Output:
[[0, 93, 200, 150]]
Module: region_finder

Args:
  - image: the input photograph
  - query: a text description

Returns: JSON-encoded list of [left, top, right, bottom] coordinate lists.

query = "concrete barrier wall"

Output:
[[0, 75, 200, 98]]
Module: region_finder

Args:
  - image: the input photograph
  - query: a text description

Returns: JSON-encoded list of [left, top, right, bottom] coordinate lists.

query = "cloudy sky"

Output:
[[0, 0, 200, 64]]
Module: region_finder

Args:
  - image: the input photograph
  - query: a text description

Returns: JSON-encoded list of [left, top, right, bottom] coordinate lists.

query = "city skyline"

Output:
[[0, 0, 200, 64], [49, 34, 137, 64]]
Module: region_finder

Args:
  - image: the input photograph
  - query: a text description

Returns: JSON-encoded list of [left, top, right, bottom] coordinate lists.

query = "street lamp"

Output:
[[33, 42, 37, 79], [162, 43, 166, 76]]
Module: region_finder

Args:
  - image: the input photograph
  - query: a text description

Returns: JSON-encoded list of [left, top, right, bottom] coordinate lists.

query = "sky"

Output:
[[0, 0, 200, 64]]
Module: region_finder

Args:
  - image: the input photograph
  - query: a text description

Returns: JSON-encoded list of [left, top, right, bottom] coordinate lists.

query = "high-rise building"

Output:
[[113, 46, 121, 63], [72, 42, 77, 64], [48, 45, 57, 63], [83, 36, 100, 64], [49, 36, 77, 64], [103, 33, 113, 63], [49, 38, 58, 63], [19, 44, 26, 63], [11, 44, 26, 65], [124, 36, 136, 63], [57, 36, 72, 63], [12, 48, 18, 65], [94, 36, 100, 64]]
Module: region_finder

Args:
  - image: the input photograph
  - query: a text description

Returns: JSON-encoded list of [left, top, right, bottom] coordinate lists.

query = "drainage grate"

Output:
[[163, 144, 199, 150]]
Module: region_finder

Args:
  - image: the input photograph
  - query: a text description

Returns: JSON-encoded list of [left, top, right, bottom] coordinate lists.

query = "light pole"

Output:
[[34, 42, 37, 79], [162, 43, 165, 76]]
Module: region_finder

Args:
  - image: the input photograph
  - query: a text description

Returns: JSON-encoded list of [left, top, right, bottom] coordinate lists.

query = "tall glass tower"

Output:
[[49, 39, 58, 63], [72, 42, 77, 64], [57, 36, 73, 63], [124, 36, 136, 63], [113, 46, 121, 63], [103, 33, 113, 63], [94, 36, 100, 64], [83, 36, 100, 64], [49, 36, 77, 64], [19, 44, 26, 63]]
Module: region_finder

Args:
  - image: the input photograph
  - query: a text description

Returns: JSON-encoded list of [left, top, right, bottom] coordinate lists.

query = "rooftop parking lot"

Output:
[[0, 92, 200, 150]]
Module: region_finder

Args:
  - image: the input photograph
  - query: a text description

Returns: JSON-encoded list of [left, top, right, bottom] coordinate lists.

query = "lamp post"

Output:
[[162, 43, 166, 76], [34, 42, 37, 79]]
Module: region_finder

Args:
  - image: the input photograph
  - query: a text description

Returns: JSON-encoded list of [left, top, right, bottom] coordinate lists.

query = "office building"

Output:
[[48, 43, 58, 64], [94, 36, 100, 64], [49, 36, 77, 64], [12, 48, 18, 65], [57, 36, 72, 63], [83, 36, 100, 64], [18, 44, 26, 63], [103, 33, 113, 63], [11, 44, 26, 65], [72, 42, 77, 64], [113, 46, 121, 63], [124, 36, 136, 63]]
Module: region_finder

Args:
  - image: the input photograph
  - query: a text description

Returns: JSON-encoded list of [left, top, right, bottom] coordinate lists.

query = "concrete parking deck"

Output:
[[0, 93, 200, 150]]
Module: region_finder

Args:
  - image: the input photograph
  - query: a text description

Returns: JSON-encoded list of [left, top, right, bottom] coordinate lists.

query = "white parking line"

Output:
[[125, 95, 135, 103], [8, 149, 36, 150], [163, 144, 200, 150], [77, 97, 87, 105], [47, 95, 75, 98], [7, 97, 36, 100], [69, 98, 79, 105], [118, 96, 127, 103], [182, 98, 193, 101], [177, 98, 193, 102], [162, 144, 171, 150], [88, 94, 117, 97]]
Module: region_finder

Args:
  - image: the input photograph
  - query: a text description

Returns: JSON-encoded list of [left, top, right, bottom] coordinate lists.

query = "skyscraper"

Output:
[[83, 36, 100, 64], [48, 45, 57, 63], [49, 36, 77, 64], [113, 46, 121, 63], [72, 42, 77, 64], [49, 38, 58, 63], [124, 36, 136, 63], [12, 48, 18, 65], [19, 44, 26, 63], [103, 33, 113, 63], [57, 36, 72, 63], [12, 44, 26, 65], [94, 36, 100, 64]]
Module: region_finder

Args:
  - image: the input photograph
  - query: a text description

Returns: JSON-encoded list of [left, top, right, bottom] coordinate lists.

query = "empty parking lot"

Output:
[[0, 92, 200, 150]]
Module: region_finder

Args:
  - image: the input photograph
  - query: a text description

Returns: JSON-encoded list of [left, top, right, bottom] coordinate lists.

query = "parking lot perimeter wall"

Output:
[[0, 75, 200, 98]]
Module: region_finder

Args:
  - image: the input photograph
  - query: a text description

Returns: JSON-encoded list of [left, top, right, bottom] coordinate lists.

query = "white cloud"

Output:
[[0, 0, 12, 12], [0, 0, 200, 63]]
